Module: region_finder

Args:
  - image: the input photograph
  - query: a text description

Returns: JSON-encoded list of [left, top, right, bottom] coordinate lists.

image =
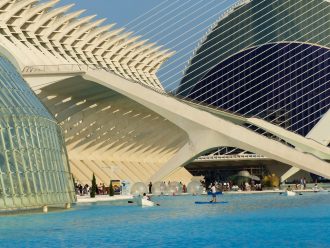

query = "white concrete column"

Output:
[[280, 167, 301, 183]]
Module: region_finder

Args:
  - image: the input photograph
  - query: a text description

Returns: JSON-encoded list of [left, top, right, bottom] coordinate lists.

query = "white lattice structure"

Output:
[[0, 0, 173, 91]]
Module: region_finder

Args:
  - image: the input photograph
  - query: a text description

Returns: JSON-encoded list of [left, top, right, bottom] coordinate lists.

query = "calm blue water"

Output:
[[0, 193, 330, 247]]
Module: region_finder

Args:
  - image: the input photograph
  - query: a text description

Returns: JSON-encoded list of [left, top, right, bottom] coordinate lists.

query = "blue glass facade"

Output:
[[187, 43, 330, 136], [180, 0, 330, 92], [0, 56, 75, 210], [179, 0, 330, 136]]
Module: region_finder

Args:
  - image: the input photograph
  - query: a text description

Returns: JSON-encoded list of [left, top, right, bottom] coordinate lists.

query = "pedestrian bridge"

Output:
[[23, 65, 330, 183]]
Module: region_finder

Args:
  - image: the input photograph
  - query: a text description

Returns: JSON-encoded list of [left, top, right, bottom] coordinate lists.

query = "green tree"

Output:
[[109, 180, 114, 196], [90, 173, 97, 198]]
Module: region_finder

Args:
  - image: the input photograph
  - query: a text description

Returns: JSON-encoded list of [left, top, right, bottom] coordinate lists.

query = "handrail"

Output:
[[22, 64, 106, 73], [22, 64, 166, 93], [195, 154, 267, 161]]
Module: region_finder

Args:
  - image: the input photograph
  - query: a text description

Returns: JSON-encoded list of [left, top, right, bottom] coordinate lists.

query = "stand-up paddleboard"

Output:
[[195, 201, 228, 204], [207, 192, 223, 195]]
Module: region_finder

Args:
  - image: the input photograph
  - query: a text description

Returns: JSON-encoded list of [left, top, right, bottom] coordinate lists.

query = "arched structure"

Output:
[[0, 0, 329, 188]]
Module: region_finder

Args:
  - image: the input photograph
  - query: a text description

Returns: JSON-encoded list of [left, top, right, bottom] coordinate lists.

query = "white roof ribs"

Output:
[[42, 12, 91, 38], [0, 0, 173, 90], [15, 0, 60, 26], [28, 4, 75, 32]]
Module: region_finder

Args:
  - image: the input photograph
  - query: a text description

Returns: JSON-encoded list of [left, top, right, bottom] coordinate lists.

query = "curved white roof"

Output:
[[0, 0, 174, 90]]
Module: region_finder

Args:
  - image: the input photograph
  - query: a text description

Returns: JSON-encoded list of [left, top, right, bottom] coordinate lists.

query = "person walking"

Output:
[[300, 177, 304, 190]]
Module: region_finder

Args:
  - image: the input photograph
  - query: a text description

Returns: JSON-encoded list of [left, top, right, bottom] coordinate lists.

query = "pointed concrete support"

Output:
[[307, 109, 330, 146], [150, 132, 231, 182], [84, 70, 330, 180], [149, 143, 203, 183], [281, 167, 301, 182], [64, 203, 71, 209]]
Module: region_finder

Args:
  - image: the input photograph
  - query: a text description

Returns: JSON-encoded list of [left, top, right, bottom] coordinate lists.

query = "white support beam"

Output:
[[280, 167, 301, 183], [307, 109, 330, 146]]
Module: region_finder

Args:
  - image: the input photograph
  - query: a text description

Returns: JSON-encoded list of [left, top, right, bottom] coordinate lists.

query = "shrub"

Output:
[[109, 181, 114, 196], [90, 173, 97, 198]]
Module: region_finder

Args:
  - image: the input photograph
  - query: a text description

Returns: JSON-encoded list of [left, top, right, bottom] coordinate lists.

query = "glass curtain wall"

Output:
[[188, 43, 330, 136], [0, 56, 75, 210], [180, 0, 330, 94]]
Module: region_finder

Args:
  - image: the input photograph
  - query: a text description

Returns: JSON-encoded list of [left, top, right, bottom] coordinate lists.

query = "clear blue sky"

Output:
[[57, 0, 161, 27], [56, 0, 236, 91]]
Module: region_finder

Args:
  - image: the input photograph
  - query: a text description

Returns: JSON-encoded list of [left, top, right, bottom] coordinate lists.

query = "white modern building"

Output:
[[0, 0, 329, 210], [179, 0, 330, 182]]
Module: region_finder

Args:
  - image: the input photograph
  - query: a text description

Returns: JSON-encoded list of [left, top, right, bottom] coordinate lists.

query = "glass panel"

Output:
[[0, 56, 75, 210], [189, 43, 330, 136]]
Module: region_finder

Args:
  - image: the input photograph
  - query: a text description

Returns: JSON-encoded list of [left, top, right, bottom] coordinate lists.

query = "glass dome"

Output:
[[0, 56, 75, 210]]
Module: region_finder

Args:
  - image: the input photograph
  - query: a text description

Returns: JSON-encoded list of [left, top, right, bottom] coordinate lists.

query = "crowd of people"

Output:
[[201, 179, 262, 192], [75, 183, 89, 195], [75, 182, 109, 196], [77, 176, 310, 197], [75, 173, 325, 200], [285, 177, 308, 191]]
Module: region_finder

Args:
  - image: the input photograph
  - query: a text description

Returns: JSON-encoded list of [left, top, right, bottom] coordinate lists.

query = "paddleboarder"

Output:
[[210, 183, 217, 202]]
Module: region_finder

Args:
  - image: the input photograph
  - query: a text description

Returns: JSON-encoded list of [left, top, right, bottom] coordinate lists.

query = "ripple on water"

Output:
[[0, 193, 329, 247]]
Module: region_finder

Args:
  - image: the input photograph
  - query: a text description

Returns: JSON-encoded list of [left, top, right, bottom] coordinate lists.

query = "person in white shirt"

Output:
[[210, 183, 217, 202]]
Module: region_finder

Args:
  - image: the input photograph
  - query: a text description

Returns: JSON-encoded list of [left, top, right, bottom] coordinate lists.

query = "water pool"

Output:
[[0, 193, 329, 247]]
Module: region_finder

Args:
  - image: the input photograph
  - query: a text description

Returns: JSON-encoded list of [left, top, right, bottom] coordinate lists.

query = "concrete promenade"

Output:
[[77, 195, 134, 203], [76, 188, 329, 204]]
